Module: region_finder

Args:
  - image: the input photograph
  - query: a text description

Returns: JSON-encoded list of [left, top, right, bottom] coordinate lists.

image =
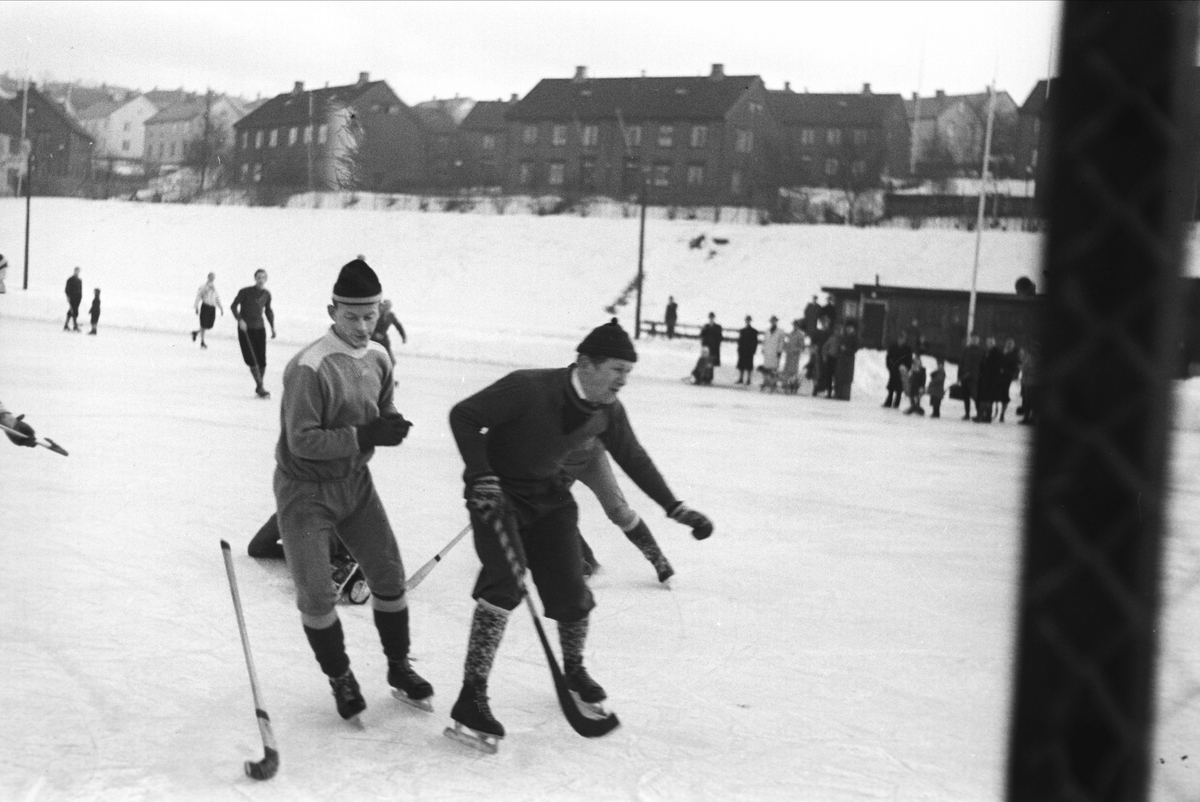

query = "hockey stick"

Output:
[[220, 540, 280, 780], [405, 523, 472, 592], [483, 512, 620, 739], [0, 422, 68, 456]]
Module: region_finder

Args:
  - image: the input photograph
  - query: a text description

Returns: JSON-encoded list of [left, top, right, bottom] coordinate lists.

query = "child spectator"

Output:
[[927, 357, 947, 418], [691, 345, 714, 386], [88, 288, 101, 335], [903, 352, 927, 415]]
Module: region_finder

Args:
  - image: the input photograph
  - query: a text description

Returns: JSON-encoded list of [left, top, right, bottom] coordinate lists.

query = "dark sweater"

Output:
[[231, 286, 274, 330]]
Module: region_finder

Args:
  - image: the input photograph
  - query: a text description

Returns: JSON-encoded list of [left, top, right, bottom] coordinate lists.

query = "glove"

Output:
[[465, 474, 507, 519], [3, 414, 36, 447], [668, 501, 713, 540], [356, 414, 412, 450]]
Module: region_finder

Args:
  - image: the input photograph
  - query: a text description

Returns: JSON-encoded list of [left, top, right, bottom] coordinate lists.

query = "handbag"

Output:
[[948, 382, 965, 400]]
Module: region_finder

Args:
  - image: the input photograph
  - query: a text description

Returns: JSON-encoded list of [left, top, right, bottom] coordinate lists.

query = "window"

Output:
[[657, 126, 674, 147], [288, 127, 298, 146], [800, 128, 816, 146], [581, 158, 597, 190], [826, 128, 842, 146], [123, 121, 131, 132], [318, 124, 328, 144], [747, 101, 764, 116], [686, 164, 705, 186], [169, 142, 177, 158], [388, 105, 401, 115], [730, 169, 743, 194], [254, 131, 263, 149], [735, 129, 753, 153], [851, 160, 867, 178], [303, 125, 312, 144], [552, 125, 568, 146], [852, 129, 869, 147], [582, 125, 599, 147], [482, 134, 496, 151], [241, 131, 249, 149], [825, 158, 839, 176], [548, 162, 565, 185], [269, 129, 278, 147], [522, 125, 538, 145], [253, 163, 262, 183], [653, 163, 670, 187], [121, 140, 130, 152], [240, 163, 249, 181], [624, 126, 642, 148], [519, 161, 534, 185], [690, 126, 708, 148]]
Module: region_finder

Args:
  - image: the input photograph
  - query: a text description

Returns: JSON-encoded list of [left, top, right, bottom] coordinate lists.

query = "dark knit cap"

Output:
[[332, 259, 382, 304], [577, 318, 637, 362]]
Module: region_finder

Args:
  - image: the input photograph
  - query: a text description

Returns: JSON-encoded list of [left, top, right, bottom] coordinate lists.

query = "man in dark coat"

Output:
[[957, 334, 985, 421], [64, 267, 83, 332], [736, 316, 759, 385], [803, 296, 822, 336], [976, 337, 1005, 423], [664, 297, 678, 339], [833, 321, 860, 400], [699, 312, 724, 367], [883, 332, 913, 408]]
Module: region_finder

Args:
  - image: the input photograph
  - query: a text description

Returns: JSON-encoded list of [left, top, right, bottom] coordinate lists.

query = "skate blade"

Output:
[[444, 723, 500, 754], [391, 688, 434, 713], [569, 690, 611, 721]]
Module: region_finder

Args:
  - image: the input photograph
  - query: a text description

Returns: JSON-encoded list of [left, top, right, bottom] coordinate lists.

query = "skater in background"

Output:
[[64, 267, 83, 332], [759, 316, 785, 392], [230, 269, 276, 398], [0, 400, 36, 447], [690, 344, 714, 386], [445, 319, 714, 751], [192, 272, 223, 349], [664, 296, 678, 339], [928, 357, 947, 419], [371, 298, 407, 366], [87, 288, 101, 335], [736, 315, 758, 385], [272, 258, 431, 721], [883, 331, 913, 408], [699, 312, 723, 368], [903, 351, 927, 415]]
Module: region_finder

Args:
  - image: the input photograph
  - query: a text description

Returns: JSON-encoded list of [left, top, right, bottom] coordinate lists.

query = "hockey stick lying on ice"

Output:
[[485, 512, 620, 739], [0, 422, 68, 456], [405, 523, 472, 592], [220, 540, 280, 780]]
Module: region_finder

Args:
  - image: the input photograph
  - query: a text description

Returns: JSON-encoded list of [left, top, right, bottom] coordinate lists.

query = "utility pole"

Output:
[[307, 91, 314, 193], [967, 84, 998, 337], [635, 168, 648, 339], [199, 89, 212, 194], [21, 79, 32, 290]]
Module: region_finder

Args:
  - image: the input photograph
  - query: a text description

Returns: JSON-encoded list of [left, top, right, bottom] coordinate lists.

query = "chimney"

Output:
[[784, 81, 792, 92], [510, 93, 519, 102], [293, 81, 304, 94], [710, 63, 725, 80], [357, 71, 370, 86], [862, 82, 871, 95], [912, 91, 919, 100], [573, 65, 588, 83], [935, 89, 945, 98]]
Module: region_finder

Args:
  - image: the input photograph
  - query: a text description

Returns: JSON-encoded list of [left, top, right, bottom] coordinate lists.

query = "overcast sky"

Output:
[[2, 1, 1060, 105]]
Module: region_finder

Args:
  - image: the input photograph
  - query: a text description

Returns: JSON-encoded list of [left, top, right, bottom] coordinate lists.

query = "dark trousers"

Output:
[[65, 302, 81, 329], [238, 327, 268, 369]]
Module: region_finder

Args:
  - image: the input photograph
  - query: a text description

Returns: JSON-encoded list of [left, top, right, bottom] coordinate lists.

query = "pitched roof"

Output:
[[765, 89, 904, 126], [10, 85, 93, 141], [460, 99, 518, 131], [234, 79, 397, 128], [146, 97, 209, 125], [904, 90, 1016, 121], [0, 101, 22, 137], [1020, 80, 1049, 117], [143, 90, 194, 110], [506, 73, 762, 122], [76, 99, 121, 121], [412, 104, 457, 135]]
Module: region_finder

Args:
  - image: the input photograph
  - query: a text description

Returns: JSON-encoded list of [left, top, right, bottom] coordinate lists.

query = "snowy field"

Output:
[[1, 200, 1199, 801]]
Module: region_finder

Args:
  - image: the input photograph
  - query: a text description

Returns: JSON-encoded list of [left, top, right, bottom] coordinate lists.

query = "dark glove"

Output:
[[465, 474, 507, 519], [356, 414, 412, 450], [668, 501, 713, 540], [4, 414, 36, 447]]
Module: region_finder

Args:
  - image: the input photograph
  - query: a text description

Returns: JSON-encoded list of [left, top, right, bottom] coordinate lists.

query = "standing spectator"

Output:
[[803, 295, 822, 336], [832, 320, 860, 401], [976, 337, 1004, 423], [759, 316, 786, 391], [664, 296, 678, 339], [192, 272, 224, 349], [690, 345, 714, 386], [1018, 344, 1038, 425], [780, 319, 806, 394], [372, 298, 407, 367], [87, 288, 101, 335], [903, 351, 927, 415], [699, 312, 724, 368], [272, 258, 431, 720], [230, 269, 277, 399], [736, 316, 759, 385], [64, 267, 83, 332], [883, 331, 913, 408], [0, 253, 9, 294], [928, 357, 947, 419], [957, 334, 985, 421], [997, 337, 1021, 422], [809, 317, 831, 395], [821, 295, 838, 328]]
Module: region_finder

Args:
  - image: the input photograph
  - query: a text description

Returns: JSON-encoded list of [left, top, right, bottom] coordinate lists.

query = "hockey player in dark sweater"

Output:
[[230, 269, 276, 398], [444, 319, 714, 752]]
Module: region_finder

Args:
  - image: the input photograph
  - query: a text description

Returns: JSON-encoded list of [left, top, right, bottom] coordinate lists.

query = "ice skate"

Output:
[[255, 386, 271, 399], [653, 555, 675, 585], [388, 657, 434, 712], [445, 681, 504, 754], [565, 665, 611, 720], [329, 669, 366, 720]]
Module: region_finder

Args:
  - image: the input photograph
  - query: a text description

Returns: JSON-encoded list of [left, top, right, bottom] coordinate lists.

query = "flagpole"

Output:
[[967, 84, 997, 337]]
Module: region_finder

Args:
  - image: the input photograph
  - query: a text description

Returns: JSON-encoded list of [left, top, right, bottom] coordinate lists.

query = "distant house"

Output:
[[412, 97, 476, 189], [0, 101, 27, 195], [766, 82, 910, 189], [232, 72, 426, 193], [5, 84, 93, 195], [77, 94, 160, 174], [1015, 80, 1047, 187], [502, 64, 779, 208], [905, 89, 1020, 178], [144, 94, 246, 176], [456, 95, 519, 190]]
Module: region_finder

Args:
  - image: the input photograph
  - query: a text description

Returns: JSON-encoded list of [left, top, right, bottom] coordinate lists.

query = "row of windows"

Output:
[[799, 128, 871, 147], [796, 156, 869, 177], [240, 125, 329, 150], [517, 160, 745, 192], [516, 123, 753, 153]]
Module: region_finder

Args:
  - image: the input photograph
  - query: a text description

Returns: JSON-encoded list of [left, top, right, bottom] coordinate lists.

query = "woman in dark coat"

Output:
[[997, 337, 1021, 422], [883, 332, 913, 408], [976, 337, 1005, 422], [833, 321, 860, 400], [736, 316, 759, 385]]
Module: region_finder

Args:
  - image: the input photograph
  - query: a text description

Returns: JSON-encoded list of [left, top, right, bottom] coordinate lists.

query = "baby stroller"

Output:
[[758, 366, 780, 393]]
